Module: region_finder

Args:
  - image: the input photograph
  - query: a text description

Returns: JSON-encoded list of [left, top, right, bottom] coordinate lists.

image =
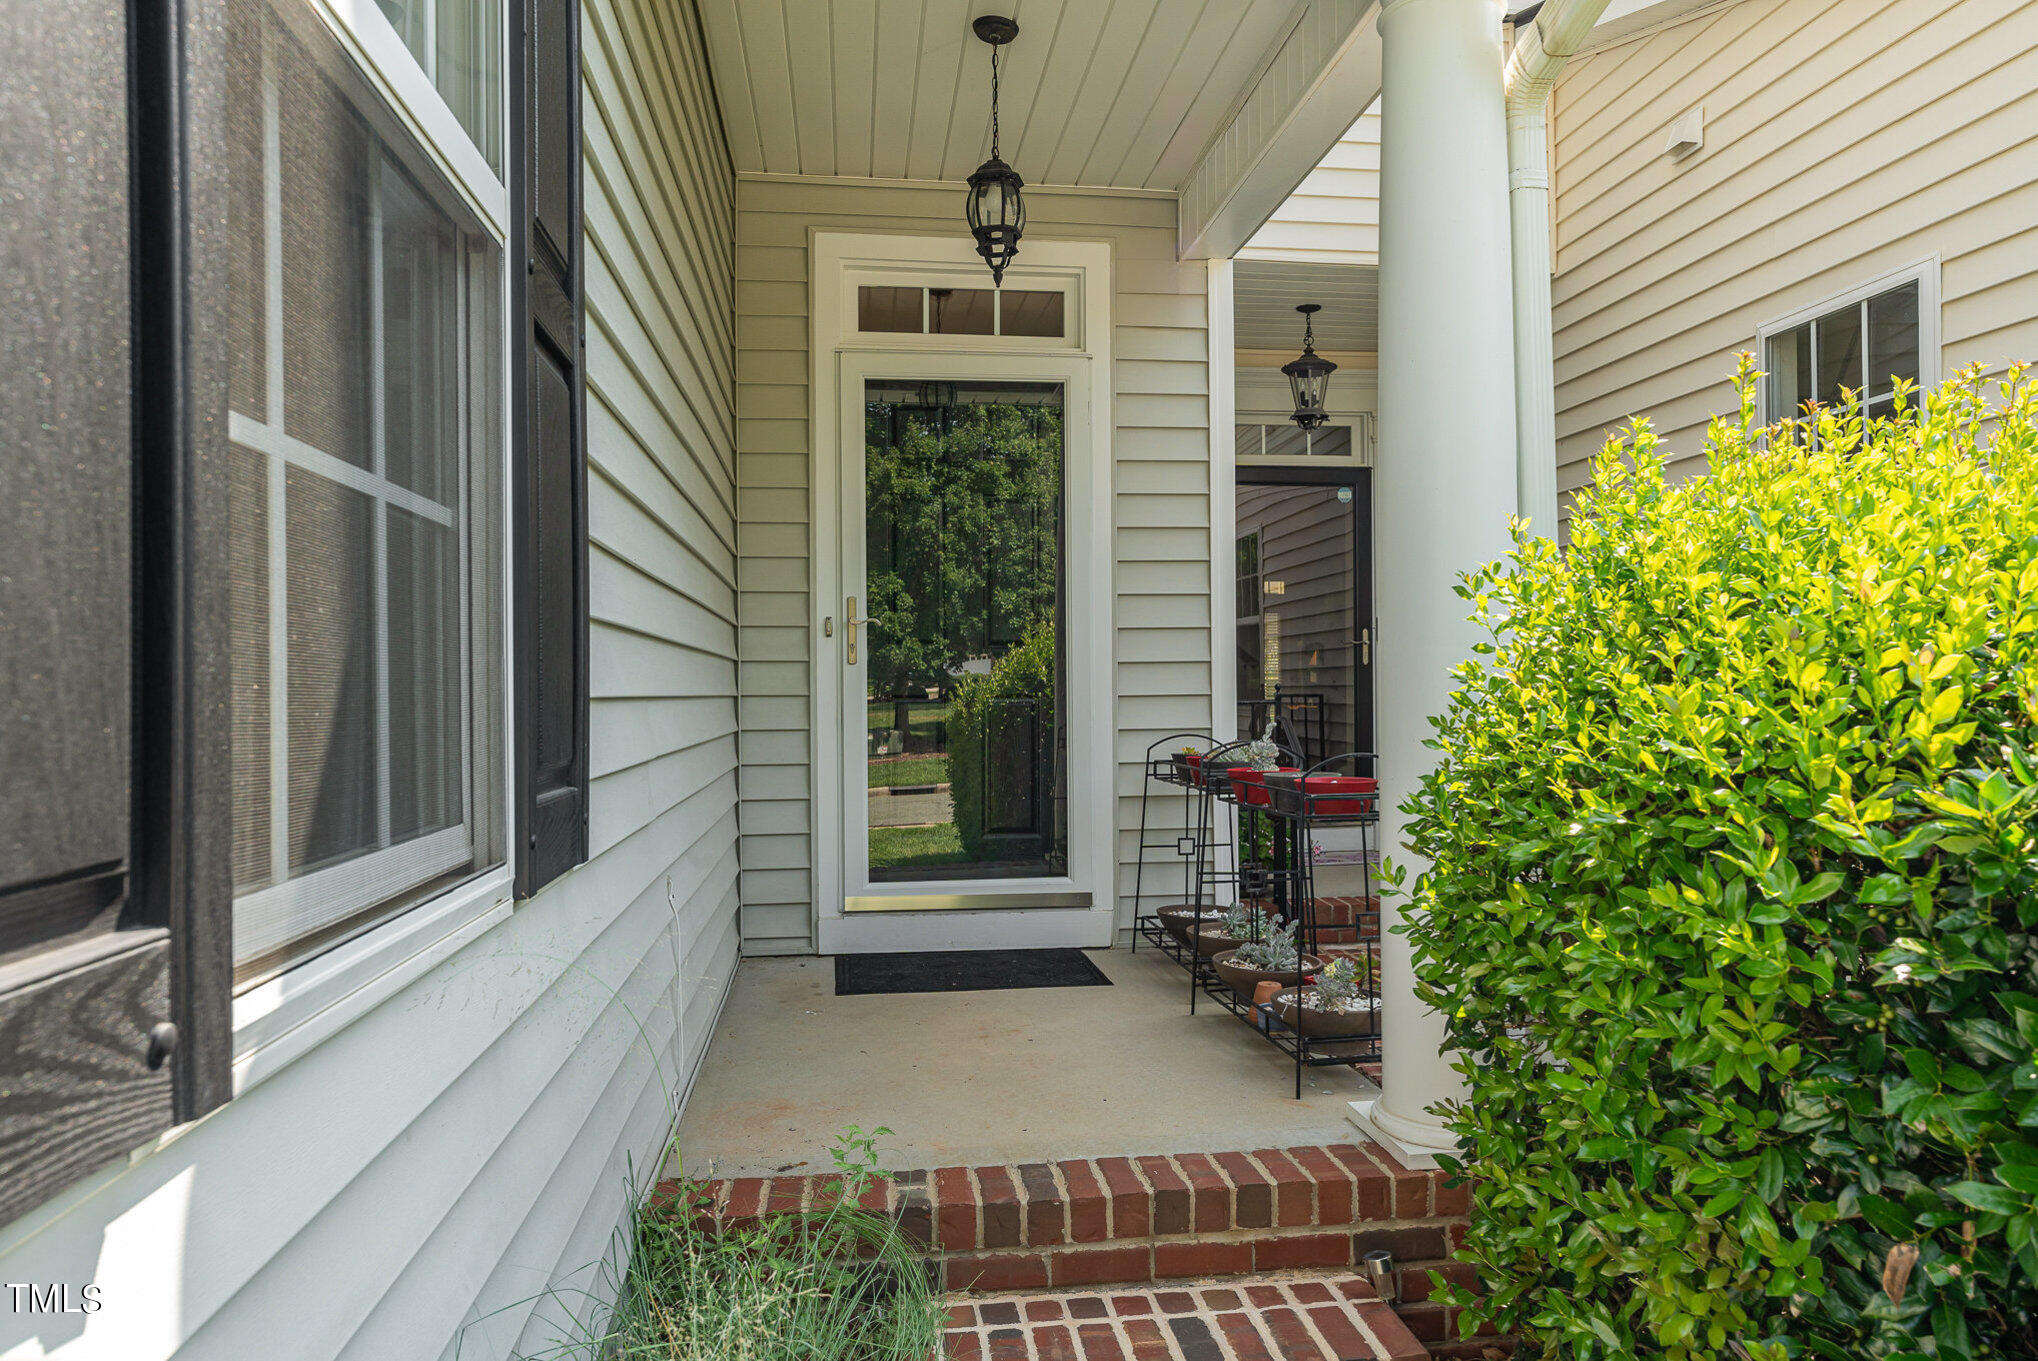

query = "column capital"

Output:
[[1378, 0, 1504, 26]]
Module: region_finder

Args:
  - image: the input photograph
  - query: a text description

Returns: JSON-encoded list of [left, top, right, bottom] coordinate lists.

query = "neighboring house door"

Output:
[[1234, 466, 1376, 771]]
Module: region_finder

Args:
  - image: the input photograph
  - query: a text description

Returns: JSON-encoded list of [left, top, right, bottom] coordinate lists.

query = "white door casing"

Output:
[[809, 232, 1114, 954]]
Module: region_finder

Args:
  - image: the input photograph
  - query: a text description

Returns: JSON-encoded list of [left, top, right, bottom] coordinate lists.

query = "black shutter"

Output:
[[512, 0, 590, 896], [0, 0, 232, 1225]]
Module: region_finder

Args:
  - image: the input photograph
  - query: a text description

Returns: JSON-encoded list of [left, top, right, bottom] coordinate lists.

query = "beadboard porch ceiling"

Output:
[[1235, 259, 1378, 354], [694, 0, 1307, 190]]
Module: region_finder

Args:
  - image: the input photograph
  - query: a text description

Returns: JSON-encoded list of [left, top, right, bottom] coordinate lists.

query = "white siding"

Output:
[[1238, 104, 1381, 266], [733, 179, 1214, 951], [0, 2, 738, 1358], [1550, 0, 2038, 506]]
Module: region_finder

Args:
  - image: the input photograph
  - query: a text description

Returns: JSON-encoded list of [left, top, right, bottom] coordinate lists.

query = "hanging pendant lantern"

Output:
[[965, 16, 1025, 285], [1283, 304, 1337, 430]]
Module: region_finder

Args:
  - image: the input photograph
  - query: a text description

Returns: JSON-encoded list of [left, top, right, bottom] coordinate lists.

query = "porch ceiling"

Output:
[[694, 0, 1304, 190], [1234, 259, 1377, 354]]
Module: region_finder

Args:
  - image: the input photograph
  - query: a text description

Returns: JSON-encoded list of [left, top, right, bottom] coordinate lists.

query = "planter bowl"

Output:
[[1190, 926, 1247, 957], [1211, 948, 1324, 998], [1272, 986, 1382, 1040], [1155, 904, 1224, 945]]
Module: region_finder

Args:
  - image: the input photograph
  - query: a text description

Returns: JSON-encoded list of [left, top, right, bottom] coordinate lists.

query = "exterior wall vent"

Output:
[[1666, 106, 1704, 160]]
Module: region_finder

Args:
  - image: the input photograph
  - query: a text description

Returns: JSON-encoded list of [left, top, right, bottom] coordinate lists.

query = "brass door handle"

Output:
[[846, 596, 877, 664]]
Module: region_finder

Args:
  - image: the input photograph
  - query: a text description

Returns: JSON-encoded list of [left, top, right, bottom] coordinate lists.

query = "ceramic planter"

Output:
[[1211, 948, 1324, 999], [1271, 986, 1382, 1040], [1222, 766, 1297, 806], [1155, 904, 1225, 945]]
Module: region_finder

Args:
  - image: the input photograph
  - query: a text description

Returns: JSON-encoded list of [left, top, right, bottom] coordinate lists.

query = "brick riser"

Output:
[[1222, 896, 1379, 946], [671, 1142, 1474, 1318]]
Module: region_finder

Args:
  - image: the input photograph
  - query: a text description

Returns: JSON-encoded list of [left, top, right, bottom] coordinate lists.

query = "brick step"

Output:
[[677, 1142, 1468, 1299], [942, 1271, 1430, 1361]]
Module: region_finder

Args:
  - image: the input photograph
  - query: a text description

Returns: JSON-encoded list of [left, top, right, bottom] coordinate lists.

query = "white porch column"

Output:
[[1348, 0, 1518, 1169]]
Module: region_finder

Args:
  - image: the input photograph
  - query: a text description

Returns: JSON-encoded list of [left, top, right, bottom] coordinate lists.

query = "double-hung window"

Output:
[[225, 0, 507, 985], [0, 0, 586, 1230], [1761, 264, 1938, 425]]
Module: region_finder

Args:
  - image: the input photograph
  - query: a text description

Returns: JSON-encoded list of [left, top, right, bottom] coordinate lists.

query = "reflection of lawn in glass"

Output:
[[867, 754, 948, 788], [867, 700, 950, 751], [868, 823, 967, 869]]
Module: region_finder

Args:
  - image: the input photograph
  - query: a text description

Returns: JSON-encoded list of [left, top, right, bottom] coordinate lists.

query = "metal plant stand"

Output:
[[1130, 732, 1214, 953], [1133, 738, 1386, 1097]]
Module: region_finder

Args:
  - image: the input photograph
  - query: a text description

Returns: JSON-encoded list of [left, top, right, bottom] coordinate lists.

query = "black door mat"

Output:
[[834, 948, 1112, 997]]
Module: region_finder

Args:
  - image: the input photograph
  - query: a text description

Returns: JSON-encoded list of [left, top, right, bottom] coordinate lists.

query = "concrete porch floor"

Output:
[[668, 946, 1378, 1180]]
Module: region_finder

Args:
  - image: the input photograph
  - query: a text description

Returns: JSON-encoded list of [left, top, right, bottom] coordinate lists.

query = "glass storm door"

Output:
[[1234, 474, 1375, 767], [845, 378, 1070, 903]]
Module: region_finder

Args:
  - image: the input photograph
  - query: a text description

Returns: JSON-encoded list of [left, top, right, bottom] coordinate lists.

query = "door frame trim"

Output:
[[808, 232, 1115, 954]]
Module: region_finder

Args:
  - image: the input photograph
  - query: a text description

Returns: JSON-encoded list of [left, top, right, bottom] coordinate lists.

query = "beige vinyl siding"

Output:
[[1238, 104, 1381, 265], [733, 179, 1213, 950], [1550, 0, 2038, 508], [0, 4, 738, 1358], [1236, 485, 1358, 756]]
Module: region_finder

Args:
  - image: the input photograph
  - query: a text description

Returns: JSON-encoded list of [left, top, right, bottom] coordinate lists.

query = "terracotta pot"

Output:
[[1272, 986, 1382, 1040], [1211, 948, 1325, 999]]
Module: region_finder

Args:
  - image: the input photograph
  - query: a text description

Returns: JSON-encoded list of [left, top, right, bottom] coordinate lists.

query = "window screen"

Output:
[[225, 0, 503, 983]]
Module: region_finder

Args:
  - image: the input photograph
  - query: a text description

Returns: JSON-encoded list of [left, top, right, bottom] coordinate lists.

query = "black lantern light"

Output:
[[1282, 304, 1337, 430], [965, 16, 1024, 285]]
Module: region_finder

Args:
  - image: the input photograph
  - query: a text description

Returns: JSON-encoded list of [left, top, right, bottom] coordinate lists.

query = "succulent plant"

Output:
[[1217, 903, 1259, 939], [1240, 719, 1281, 772], [1308, 955, 1373, 1011], [1229, 918, 1301, 972]]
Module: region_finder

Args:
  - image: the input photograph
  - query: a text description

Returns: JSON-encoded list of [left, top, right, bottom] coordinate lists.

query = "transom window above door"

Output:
[[1761, 265, 1938, 424], [857, 284, 1065, 338]]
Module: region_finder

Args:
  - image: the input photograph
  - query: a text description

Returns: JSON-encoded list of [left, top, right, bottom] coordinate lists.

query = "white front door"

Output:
[[820, 350, 1114, 953]]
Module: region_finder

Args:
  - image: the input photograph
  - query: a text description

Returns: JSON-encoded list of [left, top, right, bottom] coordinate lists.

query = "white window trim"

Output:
[[1755, 256, 1941, 424], [843, 267, 1081, 350], [302, 0, 509, 239], [809, 232, 1115, 954], [221, 0, 519, 1087], [1234, 413, 1376, 468]]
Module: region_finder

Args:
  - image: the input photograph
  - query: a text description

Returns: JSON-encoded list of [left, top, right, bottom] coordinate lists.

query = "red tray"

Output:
[[1301, 775, 1376, 815]]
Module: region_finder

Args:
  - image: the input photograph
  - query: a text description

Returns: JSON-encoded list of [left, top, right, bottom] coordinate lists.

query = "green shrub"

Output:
[[948, 619, 1055, 858], [1404, 363, 2038, 1360]]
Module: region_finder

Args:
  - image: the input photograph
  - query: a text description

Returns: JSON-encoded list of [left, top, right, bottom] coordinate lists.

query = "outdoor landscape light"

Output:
[[1283, 304, 1337, 430], [965, 15, 1024, 285]]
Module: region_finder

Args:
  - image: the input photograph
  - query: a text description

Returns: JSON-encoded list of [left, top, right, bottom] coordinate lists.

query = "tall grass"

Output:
[[513, 1127, 945, 1361]]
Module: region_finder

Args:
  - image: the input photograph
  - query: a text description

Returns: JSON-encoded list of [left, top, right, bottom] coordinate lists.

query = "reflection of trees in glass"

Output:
[[864, 396, 1062, 702], [949, 618, 1059, 863]]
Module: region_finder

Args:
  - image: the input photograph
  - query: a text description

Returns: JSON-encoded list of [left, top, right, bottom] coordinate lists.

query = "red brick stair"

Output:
[[675, 1141, 1489, 1357], [941, 1272, 1430, 1361]]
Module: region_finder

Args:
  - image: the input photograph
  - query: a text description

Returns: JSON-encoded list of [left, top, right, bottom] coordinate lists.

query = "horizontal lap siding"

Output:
[[0, 3, 739, 1358], [733, 180, 1212, 947], [1240, 105, 1381, 263], [1549, 0, 2038, 511]]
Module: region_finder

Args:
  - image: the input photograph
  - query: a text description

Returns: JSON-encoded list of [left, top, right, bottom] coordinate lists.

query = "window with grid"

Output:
[[225, 0, 505, 984], [1236, 531, 1262, 621], [1763, 276, 1926, 424]]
